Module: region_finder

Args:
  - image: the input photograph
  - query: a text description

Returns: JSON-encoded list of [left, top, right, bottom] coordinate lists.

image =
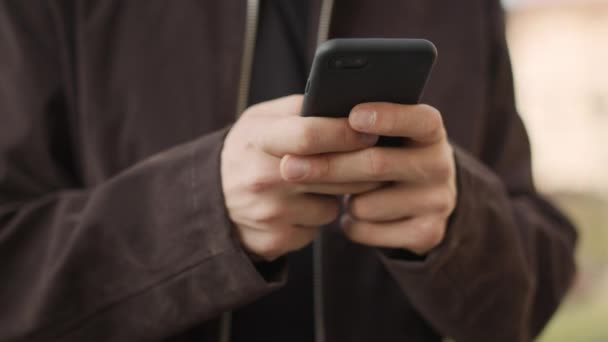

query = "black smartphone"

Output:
[[301, 38, 437, 146]]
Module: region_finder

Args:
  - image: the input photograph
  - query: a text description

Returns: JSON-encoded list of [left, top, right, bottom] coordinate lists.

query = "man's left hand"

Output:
[[279, 103, 457, 255]]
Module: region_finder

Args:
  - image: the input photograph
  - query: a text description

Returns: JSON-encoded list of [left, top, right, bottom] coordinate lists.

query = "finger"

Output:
[[239, 224, 319, 261], [349, 103, 445, 144], [224, 150, 283, 195], [341, 215, 446, 255], [259, 116, 378, 157], [280, 144, 454, 183], [242, 193, 340, 228], [284, 225, 321, 253], [348, 183, 455, 222], [289, 194, 340, 226], [294, 181, 384, 195], [245, 94, 304, 117]]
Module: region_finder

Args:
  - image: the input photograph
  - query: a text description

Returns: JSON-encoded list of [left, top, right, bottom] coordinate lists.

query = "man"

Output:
[[0, 0, 576, 341]]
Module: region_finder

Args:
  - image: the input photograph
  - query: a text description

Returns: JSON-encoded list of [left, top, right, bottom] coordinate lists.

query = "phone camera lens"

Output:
[[331, 56, 367, 69]]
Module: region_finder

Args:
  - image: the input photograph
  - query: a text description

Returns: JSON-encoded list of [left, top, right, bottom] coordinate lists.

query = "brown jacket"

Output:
[[0, 0, 576, 341]]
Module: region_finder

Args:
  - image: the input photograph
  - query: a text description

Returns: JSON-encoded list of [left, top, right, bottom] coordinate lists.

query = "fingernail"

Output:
[[350, 109, 376, 129], [284, 157, 310, 180], [357, 132, 379, 145]]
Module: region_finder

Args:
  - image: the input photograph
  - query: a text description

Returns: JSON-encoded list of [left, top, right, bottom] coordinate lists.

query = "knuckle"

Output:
[[294, 123, 320, 154], [240, 107, 255, 118], [286, 94, 303, 104], [247, 173, 279, 193], [427, 159, 453, 181], [433, 187, 456, 215], [424, 105, 443, 126], [433, 193, 453, 215], [348, 196, 369, 220], [351, 225, 372, 244], [258, 233, 288, 259], [242, 102, 264, 117], [314, 155, 332, 179], [252, 201, 286, 223], [421, 105, 445, 138], [416, 219, 445, 252], [386, 110, 400, 134], [338, 120, 351, 146], [341, 218, 367, 243], [365, 148, 389, 178]]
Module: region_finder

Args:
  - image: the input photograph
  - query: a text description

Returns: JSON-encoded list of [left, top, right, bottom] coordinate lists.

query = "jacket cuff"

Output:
[[376, 145, 531, 340], [61, 127, 286, 340]]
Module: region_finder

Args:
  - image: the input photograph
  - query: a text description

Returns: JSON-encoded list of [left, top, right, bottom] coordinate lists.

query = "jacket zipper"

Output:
[[221, 0, 333, 341]]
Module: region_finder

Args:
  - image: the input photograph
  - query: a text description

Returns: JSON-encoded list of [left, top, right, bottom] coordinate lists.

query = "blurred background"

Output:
[[503, 0, 608, 340]]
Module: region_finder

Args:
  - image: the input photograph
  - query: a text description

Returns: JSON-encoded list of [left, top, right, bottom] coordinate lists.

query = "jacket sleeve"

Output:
[[377, 2, 577, 341], [0, 3, 282, 341]]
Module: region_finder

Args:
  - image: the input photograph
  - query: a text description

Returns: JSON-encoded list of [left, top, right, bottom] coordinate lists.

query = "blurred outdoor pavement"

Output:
[[504, 0, 608, 340]]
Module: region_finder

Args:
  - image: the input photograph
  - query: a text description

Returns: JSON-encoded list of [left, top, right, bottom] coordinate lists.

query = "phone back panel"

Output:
[[301, 39, 437, 118]]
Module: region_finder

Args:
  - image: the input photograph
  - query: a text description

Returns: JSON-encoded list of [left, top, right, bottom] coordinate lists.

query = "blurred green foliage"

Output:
[[539, 193, 608, 341]]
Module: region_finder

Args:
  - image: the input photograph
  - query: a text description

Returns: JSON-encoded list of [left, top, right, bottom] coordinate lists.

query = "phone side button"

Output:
[[305, 78, 311, 93]]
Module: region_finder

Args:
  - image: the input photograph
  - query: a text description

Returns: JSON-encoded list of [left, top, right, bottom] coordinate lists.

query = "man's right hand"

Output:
[[221, 95, 380, 261]]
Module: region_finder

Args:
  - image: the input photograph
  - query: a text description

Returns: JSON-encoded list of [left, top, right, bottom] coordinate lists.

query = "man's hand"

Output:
[[221, 95, 382, 261], [279, 103, 457, 255]]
